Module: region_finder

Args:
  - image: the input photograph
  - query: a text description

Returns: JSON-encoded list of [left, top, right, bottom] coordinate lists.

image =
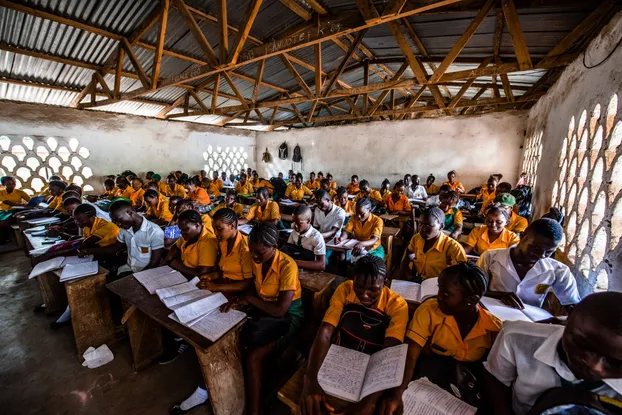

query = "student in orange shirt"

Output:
[[316, 172, 325, 189], [464, 207, 520, 256], [320, 178, 336, 199], [116, 177, 134, 200], [185, 177, 211, 205], [334, 187, 355, 216], [101, 178, 119, 200], [425, 174, 439, 195], [346, 175, 360, 194], [327, 172, 337, 190], [165, 174, 186, 198], [443, 170, 465, 193], [212, 170, 224, 190], [305, 172, 319, 190], [129, 177, 145, 208], [380, 179, 392, 200], [478, 175, 498, 201], [385, 180, 412, 215]]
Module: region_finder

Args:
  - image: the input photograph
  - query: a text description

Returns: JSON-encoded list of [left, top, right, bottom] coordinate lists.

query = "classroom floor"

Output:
[[0, 251, 290, 415]]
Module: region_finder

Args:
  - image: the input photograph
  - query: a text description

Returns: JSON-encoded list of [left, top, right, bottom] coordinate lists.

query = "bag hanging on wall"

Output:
[[262, 148, 271, 163], [292, 144, 302, 163], [278, 142, 288, 160]]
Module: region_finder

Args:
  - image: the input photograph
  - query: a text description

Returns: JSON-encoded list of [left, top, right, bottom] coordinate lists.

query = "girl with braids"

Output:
[[222, 222, 304, 415], [162, 210, 218, 278], [399, 207, 467, 282], [334, 186, 355, 216], [241, 186, 281, 225], [209, 189, 244, 217], [337, 197, 385, 259], [379, 263, 502, 415], [175, 199, 215, 238], [464, 206, 520, 256], [301, 256, 408, 415], [144, 189, 173, 225]]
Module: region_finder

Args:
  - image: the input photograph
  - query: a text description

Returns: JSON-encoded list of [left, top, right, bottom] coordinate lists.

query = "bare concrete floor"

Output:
[[0, 252, 210, 415]]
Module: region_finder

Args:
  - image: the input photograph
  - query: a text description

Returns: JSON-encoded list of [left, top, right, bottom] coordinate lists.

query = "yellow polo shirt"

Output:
[[235, 182, 255, 195], [442, 181, 465, 193], [176, 226, 218, 269], [335, 199, 355, 216], [355, 189, 383, 203], [478, 188, 495, 201], [163, 183, 186, 198], [407, 299, 502, 362], [157, 181, 168, 195], [119, 186, 134, 200], [407, 232, 467, 280], [0, 188, 30, 210], [385, 194, 412, 213], [323, 280, 408, 341], [346, 183, 360, 194], [507, 213, 528, 233], [246, 200, 281, 222], [213, 178, 224, 190], [219, 231, 253, 281], [425, 184, 439, 195], [286, 185, 312, 200], [207, 180, 221, 198], [210, 202, 244, 218], [48, 195, 68, 215], [305, 180, 320, 191], [253, 250, 301, 302], [146, 194, 173, 221], [344, 213, 383, 250], [130, 188, 144, 207], [189, 188, 211, 205], [330, 182, 337, 190], [103, 188, 121, 200], [83, 217, 120, 247], [201, 214, 216, 238], [465, 226, 520, 255]]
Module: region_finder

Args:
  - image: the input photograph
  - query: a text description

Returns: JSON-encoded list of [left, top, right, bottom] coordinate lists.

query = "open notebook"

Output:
[[29, 255, 95, 279], [59, 261, 99, 282], [133, 266, 187, 295], [325, 238, 360, 250], [402, 378, 477, 415], [317, 344, 408, 403], [390, 278, 438, 303], [480, 297, 553, 322]]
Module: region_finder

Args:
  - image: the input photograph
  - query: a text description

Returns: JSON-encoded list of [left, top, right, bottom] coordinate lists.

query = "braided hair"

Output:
[[74, 203, 96, 217], [249, 221, 279, 248], [336, 186, 348, 198], [62, 197, 82, 208], [256, 187, 270, 199], [213, 207, 238, 227], [422, 207, 445, 226], [178, 209, 202, 225], [144, 189, 159, 201], [356, 196, 373, 212], [354, 255, 387, 283], [442, 262, 488, 298]]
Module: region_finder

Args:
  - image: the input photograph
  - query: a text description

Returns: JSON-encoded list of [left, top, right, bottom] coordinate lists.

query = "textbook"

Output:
[[317, 344, 408, 403], [238, 224, 254, 235], [156, 277, 200, 301], [171, 292, 229, 324], [390, 278, 438, 303], [133, 266, 187, 295], [325, 238, 360, 250], [402, 378, 477, 415], [28, 255, 95, 279], [169, 307, 246, 342], [60, 261, 99, 282], [480, 297, 553, 322], [379, 214, 399, 221]]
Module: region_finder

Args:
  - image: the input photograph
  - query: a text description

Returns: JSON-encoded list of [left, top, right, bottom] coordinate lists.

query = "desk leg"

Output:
[[66, 274, 116, 358], [196, 327, 245, 415], [36, 271, 68, 316], [125, 303, 163, 371], [12, 225, 24, 249]]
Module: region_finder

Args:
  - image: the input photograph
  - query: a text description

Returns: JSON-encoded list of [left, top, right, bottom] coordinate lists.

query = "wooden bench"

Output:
[[382, 226, 400, 274], [278, 365, 305, 415]]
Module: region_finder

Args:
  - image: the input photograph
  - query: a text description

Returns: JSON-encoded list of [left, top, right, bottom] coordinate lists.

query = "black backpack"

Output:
[[278, 142, 288, 160], [511, 185, 533, 219], [332, 304, 390, 355], [292, 144, 302, 163], [270, 177, 287, 200]]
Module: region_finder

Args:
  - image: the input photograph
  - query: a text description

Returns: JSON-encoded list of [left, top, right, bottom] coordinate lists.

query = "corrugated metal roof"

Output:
[[0, 0, 613, 128]]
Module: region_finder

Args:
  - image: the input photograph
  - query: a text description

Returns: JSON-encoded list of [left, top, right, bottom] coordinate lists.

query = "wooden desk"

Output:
[[278, 365, 305, 415], [107, 276, 245, 415], [239, 195, 256, 206], [382, 226, 401, 274], [298, 270, 336, 317]]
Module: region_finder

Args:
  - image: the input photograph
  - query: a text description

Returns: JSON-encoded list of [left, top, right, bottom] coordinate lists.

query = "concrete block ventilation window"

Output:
[[0, 135, 95, 194], [520, 130, 543, 188], [546, 94, 621, 292], [202, 145, 248, 176]]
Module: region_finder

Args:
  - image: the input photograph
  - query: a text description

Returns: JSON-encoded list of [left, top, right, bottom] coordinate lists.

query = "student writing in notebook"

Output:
[[175, 199, 215, 238], [300, 256, 408, 415], [285, 174, 313, 201], [185, 177, 211, 205], [355, 180, 383, 205], [336, 197, 384, 260], [73, 204, 120, 260], [463, 207, 520, 256], [223, 223, 305, 415], [482, 292, 622, 415], [477, 218, 580, 310], [163, 210, 218, 279], [379, 263, 502, 415], [399, 207, 467, 282], [143, 189, 173, 225], [241, 187, 281, 226], [286, 205, 326, 271], [210, 189, 244, 217], [313, 190, 346, 241]]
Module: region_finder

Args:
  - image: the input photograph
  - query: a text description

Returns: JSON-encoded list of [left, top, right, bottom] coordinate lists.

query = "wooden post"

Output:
[[36, 271, 68, 316], [124, 301, 164, 371]]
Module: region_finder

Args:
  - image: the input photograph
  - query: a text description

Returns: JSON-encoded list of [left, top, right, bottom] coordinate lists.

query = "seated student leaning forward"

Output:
[[73, 204, 120, 256], [222, 222, 304, 415], [242, 187, 280, 225], [313, 189, 346, 240], [336, 197, 384, 259], [464, 207, 520, 256], [483, 292, 622, 415], [477, 218, 580, 310], [143, 189, 173, 225], [287, 205, 326, 271], [300, 256, 408, 415], [379, 263, 502, 415], [495, 193, 528, 234], [210, 189, 244, 217], [438, 190, 463, 240], [400, 207, 467, 282]]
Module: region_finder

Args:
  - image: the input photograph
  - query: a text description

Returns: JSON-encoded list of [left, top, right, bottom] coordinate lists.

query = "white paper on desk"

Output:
[[25, 217, 60, 225], [480, 297, 552, 322], [61, 255, 94, 267], [325, 238, 360, 250], [380, 214, 399, 221], [238, 224, 254, 235], [173, 292, 228, 324], [156, 277, 200, 300], [390, 280, 421, 303], [279, 199, 298, 206], [82, 344, 114, 369], [60, 261, 99, 282], [169, 308, 247, 342], [28, 256, 64, 279], [24, 226, 46, 233], [163, 289, 211, 309], [402, 378, 476, 415], [133, 266, 187, 294]]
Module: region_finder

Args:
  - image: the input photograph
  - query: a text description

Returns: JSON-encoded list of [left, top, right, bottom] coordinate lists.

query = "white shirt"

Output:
[[84, 200, 111, 221], [477, 248, 580, 307], [412, 185, 428, 199], [404, 185, 414, 198], [484, 321, 622, 415], [313, 203, 346, 237], [426, 195, 440, 207], [117, 217, 165, 273], [223, 177, 234, 187], [288, 226, 326, 255]]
